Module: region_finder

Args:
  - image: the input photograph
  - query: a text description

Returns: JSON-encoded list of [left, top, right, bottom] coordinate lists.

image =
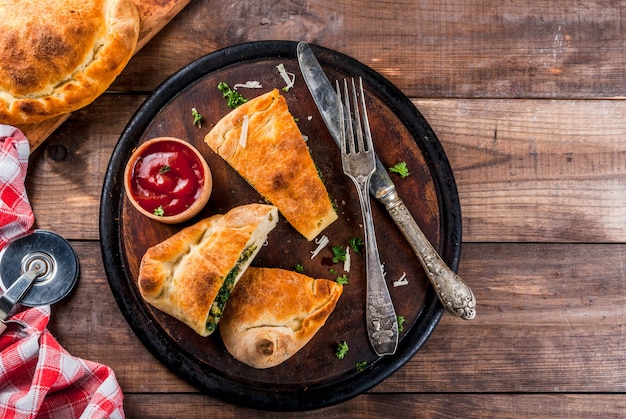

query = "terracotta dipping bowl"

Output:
[[124, 137, 212, 224]]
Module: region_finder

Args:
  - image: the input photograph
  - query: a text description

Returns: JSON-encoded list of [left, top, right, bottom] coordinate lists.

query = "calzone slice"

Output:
[[220, 267, 343, 369], [137, 204, 278, 336], [204, 89, 337, 241]]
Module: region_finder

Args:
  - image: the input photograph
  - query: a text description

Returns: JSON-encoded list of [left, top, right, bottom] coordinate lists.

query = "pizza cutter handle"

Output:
[[0, 262, 45, 330]]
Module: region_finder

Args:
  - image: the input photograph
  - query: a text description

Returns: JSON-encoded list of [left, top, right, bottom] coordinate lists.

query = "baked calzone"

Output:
[[137, 204, 279, 336], [220, 267, 343, 369], [0, 0, 140, 124], [204, 89, 337, 241]]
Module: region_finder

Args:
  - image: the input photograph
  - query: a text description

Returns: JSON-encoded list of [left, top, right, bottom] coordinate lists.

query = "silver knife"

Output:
[[297, 42, 476, 320]]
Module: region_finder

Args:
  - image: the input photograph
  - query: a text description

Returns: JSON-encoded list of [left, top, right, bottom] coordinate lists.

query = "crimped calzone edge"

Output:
[[137, 204, 279, 336], [0, 0, 140, 124], [204, 89, 337, 241], [220, 267, 343, 369]]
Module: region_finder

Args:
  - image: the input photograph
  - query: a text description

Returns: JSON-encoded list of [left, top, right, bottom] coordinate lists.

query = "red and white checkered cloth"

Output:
[[0, 126, 125, 418], [0, 126, 33, 249]]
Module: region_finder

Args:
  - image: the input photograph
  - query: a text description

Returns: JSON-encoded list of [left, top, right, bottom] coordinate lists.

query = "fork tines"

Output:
[[336, 77, 376, 181], [336, 77, 374, 155]]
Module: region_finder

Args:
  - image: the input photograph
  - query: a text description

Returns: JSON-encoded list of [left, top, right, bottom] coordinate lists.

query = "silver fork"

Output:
[[337, 77, 398, 356]]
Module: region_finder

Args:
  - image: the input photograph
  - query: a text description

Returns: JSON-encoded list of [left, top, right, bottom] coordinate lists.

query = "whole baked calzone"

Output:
[[205, 89, 337, 241], [220, 267, 343, 369], [137, 204, 279, 336], [0, 0, 140, 124]]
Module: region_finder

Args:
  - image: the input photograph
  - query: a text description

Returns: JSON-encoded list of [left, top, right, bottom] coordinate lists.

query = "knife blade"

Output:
[[297, 42, 476, 320]]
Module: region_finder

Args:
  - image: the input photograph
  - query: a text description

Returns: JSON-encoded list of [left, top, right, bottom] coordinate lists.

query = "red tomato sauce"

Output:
[[128, 140, 206, 216]]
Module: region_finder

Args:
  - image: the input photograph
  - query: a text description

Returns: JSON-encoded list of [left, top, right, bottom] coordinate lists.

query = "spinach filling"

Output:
[[206, 245, 257, 332]]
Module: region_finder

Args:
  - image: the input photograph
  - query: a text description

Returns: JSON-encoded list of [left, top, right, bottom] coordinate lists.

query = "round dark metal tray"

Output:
[[100, 41, 461, 411]]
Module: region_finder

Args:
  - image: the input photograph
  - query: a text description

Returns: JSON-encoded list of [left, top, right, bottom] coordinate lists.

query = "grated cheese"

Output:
[[343, 246, 351, 272], [233, 81, 263, 90], [239, 114, 249, 148], [310, 235, 329, 259], [276, 64, 296, 91], [393, 272, 409, 287]]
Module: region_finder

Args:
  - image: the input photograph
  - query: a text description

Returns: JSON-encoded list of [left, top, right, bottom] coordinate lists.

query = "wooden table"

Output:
[[24, 0, 626, 417]]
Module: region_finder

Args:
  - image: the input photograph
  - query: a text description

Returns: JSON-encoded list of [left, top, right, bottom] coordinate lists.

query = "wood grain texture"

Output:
[[28, 95, 626, 243], [115, 0, 626, 99], [46, 242, 626, 412], [121, 393, 626, 418], [19, 0, 626, 416], [416, 98, 626, 243]]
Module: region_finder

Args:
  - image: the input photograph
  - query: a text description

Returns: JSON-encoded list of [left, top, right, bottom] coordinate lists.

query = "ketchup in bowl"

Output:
[[124, 137, 212, 223]]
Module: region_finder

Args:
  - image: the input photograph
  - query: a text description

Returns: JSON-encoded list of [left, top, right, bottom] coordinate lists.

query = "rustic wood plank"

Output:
[[17, 0, 626, 417], [114, 0, 626, 99], [46, 241, 626, 395], [18, 116, 70, 152], [26, 95, 626, 243], [121, 393, 626, 418], [416, 98, 626, 243], [378, 241, 626, 393], [25, 94, 147, 240], [131, 0, 192, 52]]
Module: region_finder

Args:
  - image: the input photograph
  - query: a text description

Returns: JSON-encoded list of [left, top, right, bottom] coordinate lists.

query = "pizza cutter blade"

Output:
[[0, 230, 79, 333]]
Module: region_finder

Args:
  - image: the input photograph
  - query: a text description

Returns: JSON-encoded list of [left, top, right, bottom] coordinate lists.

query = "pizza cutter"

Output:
[[0, 230, 79, 334]]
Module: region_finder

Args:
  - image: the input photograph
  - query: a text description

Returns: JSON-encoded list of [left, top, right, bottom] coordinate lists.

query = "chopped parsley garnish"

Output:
[[153, 206, 165, 217], [335, 341, 349, 359], [328, 268, 337, 275], [389, 161, 410, 178], [397, 315, 406, 333], [159, 165, 170, 174], [192, 107, 203, 128], [349, 237, 364, 254], [294, 264, 304, 273], [356, 361, 368, 371], [331, 245, 347, 263], [218, 82, 249, 109], [336, 275, 349, 285]]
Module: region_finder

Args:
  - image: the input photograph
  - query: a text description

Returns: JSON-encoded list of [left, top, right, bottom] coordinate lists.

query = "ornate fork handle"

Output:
[[378, 188, 476, 320]]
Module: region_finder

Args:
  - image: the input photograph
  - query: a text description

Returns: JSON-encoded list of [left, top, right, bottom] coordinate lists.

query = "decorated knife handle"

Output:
[[377, 189, 476, 320]]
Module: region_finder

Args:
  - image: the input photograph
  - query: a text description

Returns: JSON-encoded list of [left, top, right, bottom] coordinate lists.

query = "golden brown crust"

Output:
[[204, 89, 337, 241], [137, 204, 279, 336], [0, 0, 140, 124], [220, 267, 343, 369]]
